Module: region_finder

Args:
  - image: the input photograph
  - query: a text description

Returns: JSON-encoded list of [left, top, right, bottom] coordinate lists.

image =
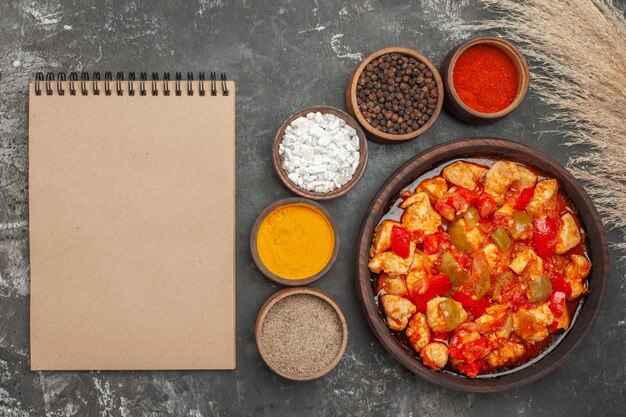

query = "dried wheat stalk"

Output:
[[468, 0, 626, 253]]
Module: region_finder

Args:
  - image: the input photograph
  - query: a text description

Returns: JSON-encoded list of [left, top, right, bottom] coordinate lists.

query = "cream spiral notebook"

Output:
[[28, 71, 236, 370]]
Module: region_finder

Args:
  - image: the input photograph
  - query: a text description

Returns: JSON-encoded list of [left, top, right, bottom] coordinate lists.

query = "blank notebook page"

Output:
[[28, 79, 236, 370]]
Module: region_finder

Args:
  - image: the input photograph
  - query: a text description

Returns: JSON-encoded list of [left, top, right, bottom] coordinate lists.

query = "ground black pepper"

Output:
[[356, 53, 439, 135], [260, 294, 344, 377]]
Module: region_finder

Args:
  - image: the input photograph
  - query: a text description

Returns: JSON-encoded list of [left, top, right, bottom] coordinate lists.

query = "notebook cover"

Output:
[[28, 80, 236, 370]]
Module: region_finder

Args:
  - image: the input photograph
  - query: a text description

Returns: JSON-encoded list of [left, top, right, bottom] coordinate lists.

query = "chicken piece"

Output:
[[484, 303, 510, 318], [420, 342, 449, 370], [482, 243, 500, 270], [467, 226, 486, 250], [406, 312, 431, 352], [441, 161, 487, 190], [405, 250, 433, 295], [526, 179, 558, 218], [467, 163, 489, 181], [512, 165, 538, 190], [380, 294, 417, 331], [415, 176, 448, 204], [378, 273, 408, 296], [513, 303, 554, 343], [485, 341, 526, 368], [484, 161, 521, 204], [555, 213, 582, 254], [401, 192, 442, 234], [508, 248, 543, 277], [482, 243, 511, 275], [370, 220, 400, 257], [400, 193, 423, 209], [474, 305, 510, 334], [494, 203, 515, 218], [426, 297, 468, 333], [564, 255, 591, 300], [368, 243, 415, 275]]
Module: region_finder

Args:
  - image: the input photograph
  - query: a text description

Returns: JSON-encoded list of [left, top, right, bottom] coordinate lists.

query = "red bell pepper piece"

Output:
[[422, 234, 439, 255], [391, 225, 411, 258], [534, 216, 560, 258], [514, 187, 535, 211], [448, 332, 464, 360], [450, 333, 492, 376], [549, 291, 567, 317], [458, 359, 488, 378], [423, 234, 439, 255], [436, 187, 478, 216], [551, 273, 572, 298], [455, 187, 479, 205], [461, 338, 492, 363], [452, 291, 491, 316], [429, 274, 453, 295], [423, 230, 450, 255], [476, 193, 497, 218], [452, 291, 478, 307], [411, 230, 425, 243], [412, 274, 453, 312]]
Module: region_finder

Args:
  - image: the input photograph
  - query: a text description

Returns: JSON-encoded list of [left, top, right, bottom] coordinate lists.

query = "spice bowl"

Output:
[[273, 105, 368, 200], [250, 197, 340, 286], [440, 36, 530, 124], [255, 287, 348, 381], [345, 46, 444, 143]]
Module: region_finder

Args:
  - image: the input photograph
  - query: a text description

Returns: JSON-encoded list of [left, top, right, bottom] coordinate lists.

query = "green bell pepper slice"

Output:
[[528, 274, 553, 303], [439, 298, 464, 332], [490, 226, 512, 252], [438, 251, 469, 287], [512, 211, 533, 240], [473, 257, 491, 299]]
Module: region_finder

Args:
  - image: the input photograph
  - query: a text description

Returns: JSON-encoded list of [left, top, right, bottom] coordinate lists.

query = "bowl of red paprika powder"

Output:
[[440, 36, 530, 124]]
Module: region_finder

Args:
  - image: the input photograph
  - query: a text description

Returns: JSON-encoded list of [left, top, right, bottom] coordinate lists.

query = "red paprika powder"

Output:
[[452, 44, 518, 113]]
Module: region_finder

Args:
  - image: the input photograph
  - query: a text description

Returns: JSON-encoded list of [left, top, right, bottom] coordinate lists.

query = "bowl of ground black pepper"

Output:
[[440, 36, 530, 124], [255, 287, 348, 381], [346, 46, 444, 143]]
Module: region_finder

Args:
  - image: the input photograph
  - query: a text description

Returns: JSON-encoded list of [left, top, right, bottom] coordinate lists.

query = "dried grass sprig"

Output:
[[469, 0, 626, 253]]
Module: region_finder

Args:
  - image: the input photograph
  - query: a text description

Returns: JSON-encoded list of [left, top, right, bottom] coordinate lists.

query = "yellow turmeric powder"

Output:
[[256, 203, 334, 279]]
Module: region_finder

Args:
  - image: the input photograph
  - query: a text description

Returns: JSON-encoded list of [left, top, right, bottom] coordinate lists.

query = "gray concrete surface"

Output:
[[1, 0, 625, 416]]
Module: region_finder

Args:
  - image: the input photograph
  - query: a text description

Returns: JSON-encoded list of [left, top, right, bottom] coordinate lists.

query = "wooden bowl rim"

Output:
[[255, 286, 349, 381], [445, 36, 530, 119], [272, 105, 368, 200], [355, 137, 609, 392], [250, 197, 341, 286], [348, 46, 445, 143]]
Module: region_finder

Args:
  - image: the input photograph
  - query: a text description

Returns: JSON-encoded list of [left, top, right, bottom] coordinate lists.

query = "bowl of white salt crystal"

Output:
[[273, 105, 368, 200]]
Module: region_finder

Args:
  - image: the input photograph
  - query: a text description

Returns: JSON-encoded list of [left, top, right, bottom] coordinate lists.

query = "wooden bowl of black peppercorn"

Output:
[[346, 47, 444, 144]]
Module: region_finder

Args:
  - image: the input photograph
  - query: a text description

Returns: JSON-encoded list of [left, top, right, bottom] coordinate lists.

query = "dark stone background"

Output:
[[0, 0, 624, 416]]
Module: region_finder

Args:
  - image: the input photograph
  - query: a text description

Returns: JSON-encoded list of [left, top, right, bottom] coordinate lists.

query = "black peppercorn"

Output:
[[356, 52, 439, 135]]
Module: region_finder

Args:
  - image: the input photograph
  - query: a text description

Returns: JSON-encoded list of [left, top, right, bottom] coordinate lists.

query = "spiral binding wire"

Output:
[[34, 71, 230, 96], [116, 72, 124, 96]]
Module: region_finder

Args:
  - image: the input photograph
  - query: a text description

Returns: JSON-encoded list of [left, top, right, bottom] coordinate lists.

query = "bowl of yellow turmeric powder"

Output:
[[251, 198, 340, 286]]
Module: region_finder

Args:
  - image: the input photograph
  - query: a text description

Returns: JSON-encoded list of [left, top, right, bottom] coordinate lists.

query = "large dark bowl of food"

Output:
[[355, 138, 608, 392]]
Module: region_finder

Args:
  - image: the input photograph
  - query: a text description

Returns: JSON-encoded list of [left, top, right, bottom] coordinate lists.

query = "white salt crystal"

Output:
[[279, 113, 361, 193]]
